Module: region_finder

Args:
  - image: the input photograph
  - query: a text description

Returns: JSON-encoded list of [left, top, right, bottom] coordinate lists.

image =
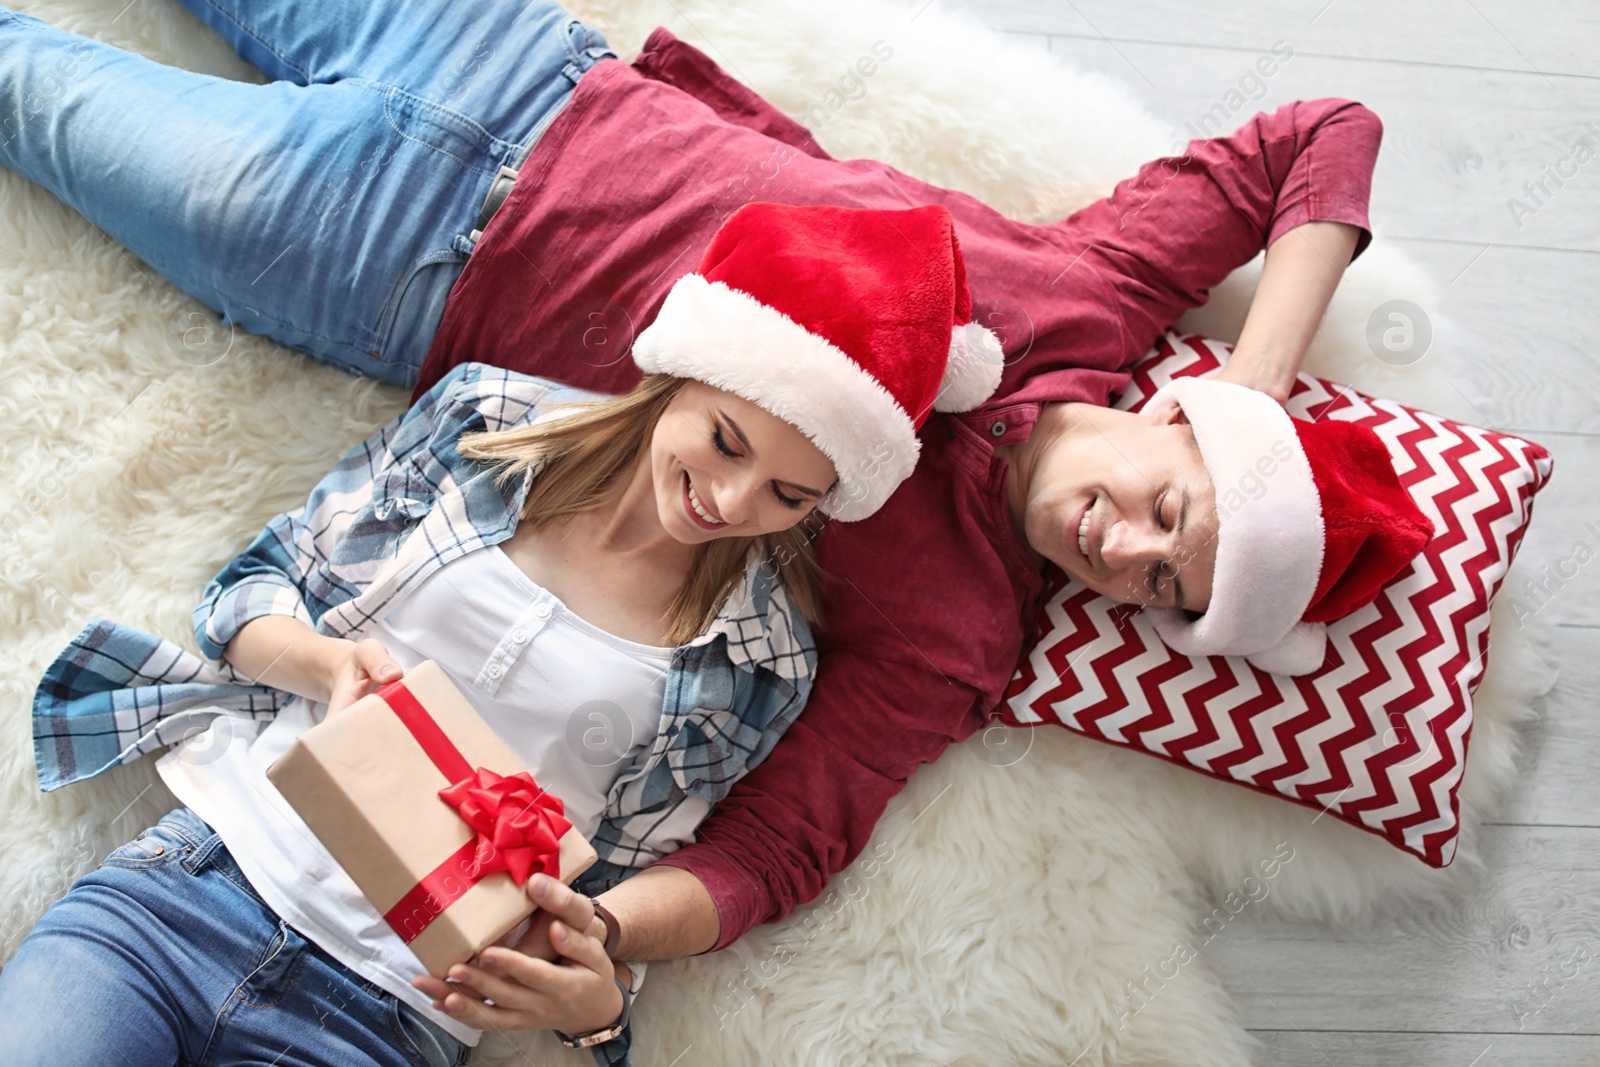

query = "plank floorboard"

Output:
[[1382, 241, 1600, 437], [1208, 825, 1600, 1034], [1030, 36, 1600, 252], [1246, 1030, 1600, 1067], [954, 0, 1600, 80]]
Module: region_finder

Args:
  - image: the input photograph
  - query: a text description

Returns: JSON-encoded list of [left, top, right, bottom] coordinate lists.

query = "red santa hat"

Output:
[[1141, 376, 1434, 676], [631, 202, 1004, 521]]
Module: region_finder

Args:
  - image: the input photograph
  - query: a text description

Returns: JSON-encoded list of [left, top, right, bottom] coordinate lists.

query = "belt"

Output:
[[471, 163, 521, 243], [468, 44, 608, 244]]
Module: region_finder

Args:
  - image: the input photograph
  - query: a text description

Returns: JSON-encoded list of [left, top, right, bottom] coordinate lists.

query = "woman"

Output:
[[0, 202, 1003, 1066]]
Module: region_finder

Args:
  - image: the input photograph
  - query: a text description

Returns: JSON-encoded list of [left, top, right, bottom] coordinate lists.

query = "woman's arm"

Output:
[[192, 361, 485, 667], [223, 615, 404, 715], [224, 616, 344, 702], [1214, 219, 1362, 403]]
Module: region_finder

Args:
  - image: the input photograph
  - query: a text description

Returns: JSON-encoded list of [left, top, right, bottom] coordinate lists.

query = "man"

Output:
[[1, 1, 1431, 1059], [381, 15, 1425, 985]]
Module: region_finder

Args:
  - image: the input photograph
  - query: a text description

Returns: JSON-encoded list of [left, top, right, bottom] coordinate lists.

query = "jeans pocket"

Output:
[[374, 252, 468, 378], [100, 807, 203, 871], [381, 82, 499, 171], [391, 997, 471, 1067]]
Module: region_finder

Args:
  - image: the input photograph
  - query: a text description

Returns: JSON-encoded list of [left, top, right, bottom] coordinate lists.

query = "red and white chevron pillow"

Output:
[[1000, 333, 1552, 866]]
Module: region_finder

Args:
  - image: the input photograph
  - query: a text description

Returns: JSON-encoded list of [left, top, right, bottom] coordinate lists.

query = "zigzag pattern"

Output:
[[1001, 334, 1552, 867]]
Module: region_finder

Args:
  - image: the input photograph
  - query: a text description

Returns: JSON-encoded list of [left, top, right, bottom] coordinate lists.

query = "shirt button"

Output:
[[512, 629, 528, 644], [990, 420, 1006, 437], [534, 603, 553, 620], [488, 663, 503, 679]]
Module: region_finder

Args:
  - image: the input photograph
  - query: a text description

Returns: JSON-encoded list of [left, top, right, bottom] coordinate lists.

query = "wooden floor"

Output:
[[954, 1, 1600, 1063]]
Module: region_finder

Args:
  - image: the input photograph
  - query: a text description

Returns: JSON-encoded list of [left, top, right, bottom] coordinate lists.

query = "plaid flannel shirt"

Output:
[[31, 362, 817, 1067]]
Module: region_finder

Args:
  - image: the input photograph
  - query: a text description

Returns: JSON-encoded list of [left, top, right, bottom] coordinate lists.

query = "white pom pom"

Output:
[[934, 321, 1004, 412], [1244, 622, 1328, 676]]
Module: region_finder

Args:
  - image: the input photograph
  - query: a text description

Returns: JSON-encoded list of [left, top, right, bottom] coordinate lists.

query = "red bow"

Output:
[[438, 768, 571, 885]]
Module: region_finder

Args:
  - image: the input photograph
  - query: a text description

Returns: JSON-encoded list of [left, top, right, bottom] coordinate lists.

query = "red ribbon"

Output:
[[372, 679, 571, 944], [438, 768, 570, 884]]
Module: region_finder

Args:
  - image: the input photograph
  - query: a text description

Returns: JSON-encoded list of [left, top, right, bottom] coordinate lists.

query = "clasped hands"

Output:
[[411, 871, 627, 1035]]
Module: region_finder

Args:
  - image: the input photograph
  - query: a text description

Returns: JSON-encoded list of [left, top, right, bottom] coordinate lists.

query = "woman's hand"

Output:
[[325, 638, 404, 718], [410, 873, 626, 1034]]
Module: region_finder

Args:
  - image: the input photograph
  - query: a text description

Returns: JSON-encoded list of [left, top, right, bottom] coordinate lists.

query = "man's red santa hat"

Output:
[[1142, 376, 1434, 676], [631, 201, 1004, 521]]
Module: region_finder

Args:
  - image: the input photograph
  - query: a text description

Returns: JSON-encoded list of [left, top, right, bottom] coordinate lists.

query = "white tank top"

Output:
[[156, 543, 673, 1046]]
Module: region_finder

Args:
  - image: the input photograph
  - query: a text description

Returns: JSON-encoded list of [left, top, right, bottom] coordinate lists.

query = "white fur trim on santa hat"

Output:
[[1142, 376, 1329, 676], [632, 274, 919, 522], [934, 321, 1004, 412]]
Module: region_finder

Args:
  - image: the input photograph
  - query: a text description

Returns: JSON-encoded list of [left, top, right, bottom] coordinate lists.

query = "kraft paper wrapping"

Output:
[[265, 659, 598, 976]]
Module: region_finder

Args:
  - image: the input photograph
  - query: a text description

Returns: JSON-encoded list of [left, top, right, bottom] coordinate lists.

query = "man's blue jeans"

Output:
[[0, 806, 471, 1066], [0, 0, 616, 387]]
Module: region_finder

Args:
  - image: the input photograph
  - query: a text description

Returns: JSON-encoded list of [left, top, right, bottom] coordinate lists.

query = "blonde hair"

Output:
[[457, 375, 823, 645]]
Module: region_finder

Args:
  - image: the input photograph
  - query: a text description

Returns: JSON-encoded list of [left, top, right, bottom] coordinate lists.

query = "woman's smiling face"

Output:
[[649, 382, 837, 543]]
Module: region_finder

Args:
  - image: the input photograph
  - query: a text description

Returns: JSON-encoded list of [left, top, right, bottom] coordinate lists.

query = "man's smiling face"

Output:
[[1005, 400, 1220, 612]]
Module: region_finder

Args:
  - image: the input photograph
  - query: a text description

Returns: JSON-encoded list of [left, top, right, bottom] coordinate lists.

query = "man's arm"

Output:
[[1046, 98, 1382, 387], [420, 655, 971, 1025], [1214, 219, 1361, 402], [633, 647, 978, 952], [594, 865, 720, 958]]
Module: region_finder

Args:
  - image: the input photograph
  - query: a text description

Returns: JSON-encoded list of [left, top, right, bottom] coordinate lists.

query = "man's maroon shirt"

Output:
[[415, 28, 1380, 948]]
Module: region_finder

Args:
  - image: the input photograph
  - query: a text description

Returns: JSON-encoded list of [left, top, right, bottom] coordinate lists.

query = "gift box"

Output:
[[266, 659, 597, 976]]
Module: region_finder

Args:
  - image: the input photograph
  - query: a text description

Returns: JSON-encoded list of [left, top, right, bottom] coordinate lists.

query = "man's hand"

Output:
[[500, 898, 601, 964], [1214, 346, 1297, 406], [410, 873, 625, 1034], [1216, 220, 1362, 406]]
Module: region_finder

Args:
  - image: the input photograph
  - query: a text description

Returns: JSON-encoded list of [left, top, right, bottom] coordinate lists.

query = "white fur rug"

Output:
[[0, 0, 1557, 1064]]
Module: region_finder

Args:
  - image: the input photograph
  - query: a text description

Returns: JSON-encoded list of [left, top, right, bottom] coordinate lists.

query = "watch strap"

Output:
[[589, 896, 622, 956], [555, 977, 632, 1048]]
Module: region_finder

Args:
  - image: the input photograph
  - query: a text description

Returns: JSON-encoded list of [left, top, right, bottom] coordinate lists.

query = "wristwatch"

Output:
[[589, 896, 622, 956], [555, 977, 632, 1048]]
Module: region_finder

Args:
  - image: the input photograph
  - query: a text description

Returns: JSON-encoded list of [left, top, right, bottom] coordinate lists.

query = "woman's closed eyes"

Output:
[[712, 420, 808, 510]]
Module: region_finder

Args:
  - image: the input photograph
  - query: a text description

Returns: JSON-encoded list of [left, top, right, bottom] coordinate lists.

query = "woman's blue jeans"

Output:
[[0, 0, 616, 387], [0, 806, 471, 1066]]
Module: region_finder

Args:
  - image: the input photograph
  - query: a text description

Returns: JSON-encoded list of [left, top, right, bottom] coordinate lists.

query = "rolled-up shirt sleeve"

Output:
[[191, 362, 481, 665], [1042, 97, 1382, 383], [650, 649, 978, 950]]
